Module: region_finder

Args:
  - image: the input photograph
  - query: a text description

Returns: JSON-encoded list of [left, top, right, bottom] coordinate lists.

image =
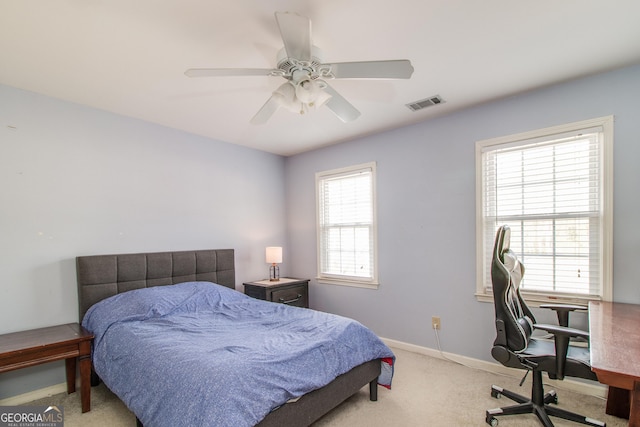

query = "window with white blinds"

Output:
[[476, 116, 613, 303], [316, 162, 378, 288]]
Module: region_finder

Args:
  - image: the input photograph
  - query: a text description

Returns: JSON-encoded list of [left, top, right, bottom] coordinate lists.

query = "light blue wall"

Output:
[[285, 64, 640, 362], [2, 63, 639, 400], [0, 84, 287, 399]]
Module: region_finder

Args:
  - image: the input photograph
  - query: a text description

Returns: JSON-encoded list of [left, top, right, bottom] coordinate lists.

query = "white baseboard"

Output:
[[0, 382, 68, 406], [381, 337, 608, 399]]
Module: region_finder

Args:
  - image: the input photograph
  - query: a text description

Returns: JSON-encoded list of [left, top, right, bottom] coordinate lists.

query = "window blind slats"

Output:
[[481, 129, 604, 298], [317, 165, 376, 281]]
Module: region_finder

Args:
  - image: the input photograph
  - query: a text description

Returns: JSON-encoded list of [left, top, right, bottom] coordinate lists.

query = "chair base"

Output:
[[486, 379, 606, 427]]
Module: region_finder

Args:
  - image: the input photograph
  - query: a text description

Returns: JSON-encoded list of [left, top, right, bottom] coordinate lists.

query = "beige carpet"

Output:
[[27, 347, 627, 426]]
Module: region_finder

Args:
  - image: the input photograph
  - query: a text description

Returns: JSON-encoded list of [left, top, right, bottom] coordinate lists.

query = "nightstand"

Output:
[[243, 278, 310, 308]]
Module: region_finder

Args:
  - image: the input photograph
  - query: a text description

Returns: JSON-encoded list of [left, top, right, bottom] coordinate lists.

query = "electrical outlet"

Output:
[[432, 316, 441, 330]]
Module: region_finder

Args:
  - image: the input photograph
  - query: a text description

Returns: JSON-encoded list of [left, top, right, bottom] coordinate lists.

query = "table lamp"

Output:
[[266, 246, 282, 281]]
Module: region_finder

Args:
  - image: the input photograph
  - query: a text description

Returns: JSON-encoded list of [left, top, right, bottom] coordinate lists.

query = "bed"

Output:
[[76, 249, 394, 427]]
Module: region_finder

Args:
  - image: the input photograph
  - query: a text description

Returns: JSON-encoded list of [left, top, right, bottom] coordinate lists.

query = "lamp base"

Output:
[[269, 264, 280, 281]]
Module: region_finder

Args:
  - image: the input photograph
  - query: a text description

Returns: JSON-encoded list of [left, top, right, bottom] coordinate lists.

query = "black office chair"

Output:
[[486, 225, 605, 427]]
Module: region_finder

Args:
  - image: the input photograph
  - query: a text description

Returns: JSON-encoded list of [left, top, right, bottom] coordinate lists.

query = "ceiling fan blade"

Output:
[[250, 95, 280, 125], [275, 12, 311, 61], [324, 60, 414, 79], [185, 68, 275, 77], [323, 84, 361, 123]]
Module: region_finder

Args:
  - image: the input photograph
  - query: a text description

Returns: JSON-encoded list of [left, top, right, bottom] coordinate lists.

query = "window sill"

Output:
[[475, 291, 602, 308], [316, 277, 379, 290]]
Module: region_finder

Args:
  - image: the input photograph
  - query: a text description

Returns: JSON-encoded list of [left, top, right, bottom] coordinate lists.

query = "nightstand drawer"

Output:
[[271, 286, 308, 307]]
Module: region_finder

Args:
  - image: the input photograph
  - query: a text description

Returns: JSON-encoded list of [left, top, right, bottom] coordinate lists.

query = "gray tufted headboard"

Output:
[[76, 249, 235, 322]]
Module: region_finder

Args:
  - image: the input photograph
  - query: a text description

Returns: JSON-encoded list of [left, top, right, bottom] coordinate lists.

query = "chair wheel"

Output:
[[546, 390, 559, 405], [491, 389, 501, 399], [486, 415, 498, 426]]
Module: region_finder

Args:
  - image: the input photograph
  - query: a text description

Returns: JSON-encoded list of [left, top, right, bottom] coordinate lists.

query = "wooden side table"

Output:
[[0, 323, 94, 412], [243, 278, 310, 308]]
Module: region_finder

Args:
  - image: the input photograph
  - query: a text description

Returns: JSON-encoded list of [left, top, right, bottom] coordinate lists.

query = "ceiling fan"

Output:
[[185, 12, 414, 124]]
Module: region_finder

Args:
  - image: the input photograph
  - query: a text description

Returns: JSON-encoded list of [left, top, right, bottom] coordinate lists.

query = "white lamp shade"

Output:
[[273, 82, 302, 113], [295, 79, 320, 104], [265, 247, 283, 264], [295, 79, 331, 109]]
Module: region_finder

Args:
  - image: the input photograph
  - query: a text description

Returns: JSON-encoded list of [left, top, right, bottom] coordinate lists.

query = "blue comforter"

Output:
[[83, 282, 394, 427]]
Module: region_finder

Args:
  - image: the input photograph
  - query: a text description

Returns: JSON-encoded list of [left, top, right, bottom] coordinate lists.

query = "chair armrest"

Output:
[[534, 323, 589, 340], [540, 304, 587, 327], [540, 303, 587, 311], [533, 323, 589, 380]]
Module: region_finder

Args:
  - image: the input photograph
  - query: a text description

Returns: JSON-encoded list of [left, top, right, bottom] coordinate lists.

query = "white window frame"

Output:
[[475, 116, 614, 305], [316, 162, 379, 289]]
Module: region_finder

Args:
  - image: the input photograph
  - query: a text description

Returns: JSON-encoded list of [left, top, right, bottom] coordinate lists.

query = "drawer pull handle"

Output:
[[279, 294, 303, 304]]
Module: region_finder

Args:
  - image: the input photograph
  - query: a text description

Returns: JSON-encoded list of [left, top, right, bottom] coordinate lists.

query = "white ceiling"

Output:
[[2, 1, 640, 156]]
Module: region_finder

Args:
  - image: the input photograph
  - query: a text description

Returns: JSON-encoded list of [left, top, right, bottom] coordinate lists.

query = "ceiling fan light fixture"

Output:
[[273, 82, 301, 112], [295, 79, 322, 104], [273, 81, 295, 101], [272, 79, 331, 115]]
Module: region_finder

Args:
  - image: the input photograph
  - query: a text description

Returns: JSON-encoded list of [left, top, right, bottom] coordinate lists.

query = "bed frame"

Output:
[[76, 249, 381, 427]]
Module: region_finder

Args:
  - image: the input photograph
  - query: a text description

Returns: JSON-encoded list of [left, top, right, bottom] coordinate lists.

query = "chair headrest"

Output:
[[499, 227, 522, 283], [494, 225, 512, 263], [502, 226, 511, 252]]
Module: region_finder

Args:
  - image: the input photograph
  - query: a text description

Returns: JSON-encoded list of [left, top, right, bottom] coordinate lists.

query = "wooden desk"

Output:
[[589, 301, 640, 426], [0, 323, 94, 413]]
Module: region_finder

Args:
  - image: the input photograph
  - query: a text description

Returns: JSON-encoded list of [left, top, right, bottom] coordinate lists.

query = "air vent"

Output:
[[406, 95, 445, 112]]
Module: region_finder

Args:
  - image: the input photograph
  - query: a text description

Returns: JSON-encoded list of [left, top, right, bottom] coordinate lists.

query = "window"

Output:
[[316, 162, 378, 288], [476, 116, 613, 304]]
